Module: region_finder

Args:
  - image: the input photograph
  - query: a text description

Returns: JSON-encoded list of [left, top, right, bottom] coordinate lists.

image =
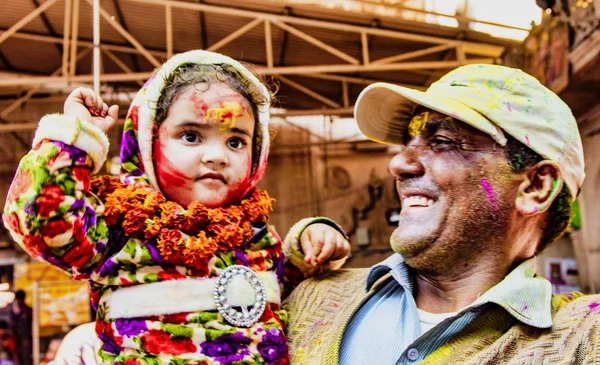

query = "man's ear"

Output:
[[515, 161, 564, 216]]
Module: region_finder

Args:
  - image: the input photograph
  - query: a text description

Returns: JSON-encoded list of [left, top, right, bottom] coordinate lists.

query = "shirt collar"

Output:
[[472, 257, 552, 328], [366, 255, 552, 329]]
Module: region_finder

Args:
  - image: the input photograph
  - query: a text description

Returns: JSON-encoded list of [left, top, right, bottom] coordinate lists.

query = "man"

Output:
[[283, 64, 599, 364], [10, 290, 32, 365]]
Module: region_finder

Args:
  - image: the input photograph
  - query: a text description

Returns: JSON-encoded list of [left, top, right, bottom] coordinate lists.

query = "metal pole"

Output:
[[93, 0, 100, 94]]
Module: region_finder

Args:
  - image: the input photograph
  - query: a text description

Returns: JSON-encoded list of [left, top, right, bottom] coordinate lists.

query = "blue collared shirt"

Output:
[[339, 254, 552, 365]]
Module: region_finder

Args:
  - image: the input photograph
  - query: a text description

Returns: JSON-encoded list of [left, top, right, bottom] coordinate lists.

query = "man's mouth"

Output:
[[401, 195, 435, 209]]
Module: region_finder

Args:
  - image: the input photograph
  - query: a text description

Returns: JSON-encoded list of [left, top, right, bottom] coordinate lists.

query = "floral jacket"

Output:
[[2, 51, 345, 365]]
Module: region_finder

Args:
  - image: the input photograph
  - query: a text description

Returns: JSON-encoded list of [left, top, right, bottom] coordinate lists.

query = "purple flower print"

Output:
[[257, 327, 288, 363], [200, 332, 252, 363], [120, 130, 140, 162], [115, 318, 148, 337]]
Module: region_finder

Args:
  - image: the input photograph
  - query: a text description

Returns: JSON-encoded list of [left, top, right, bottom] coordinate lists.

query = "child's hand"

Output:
[[63, 87, 119, 134], [300, 223, 350, 267]]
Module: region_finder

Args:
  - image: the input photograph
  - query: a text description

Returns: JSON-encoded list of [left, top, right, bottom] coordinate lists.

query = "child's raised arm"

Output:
[[3, 88, 118, 279]]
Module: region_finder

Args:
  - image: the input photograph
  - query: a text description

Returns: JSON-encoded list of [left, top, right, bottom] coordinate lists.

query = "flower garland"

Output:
[[90, 176, 274, 271]]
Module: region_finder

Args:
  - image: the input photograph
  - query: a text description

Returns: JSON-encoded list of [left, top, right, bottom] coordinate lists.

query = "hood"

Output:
[[118, 50, 271, 202]]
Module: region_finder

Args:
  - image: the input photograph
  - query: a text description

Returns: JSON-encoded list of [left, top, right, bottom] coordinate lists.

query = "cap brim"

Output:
[[354, 83, 507, 146]]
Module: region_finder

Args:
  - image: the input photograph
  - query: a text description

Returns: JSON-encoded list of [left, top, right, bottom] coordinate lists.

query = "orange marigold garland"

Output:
[[90, 176, 274, 271]]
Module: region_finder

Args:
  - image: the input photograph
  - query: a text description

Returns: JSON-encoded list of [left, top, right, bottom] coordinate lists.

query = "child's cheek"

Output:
[[154, 140, 190, 191], [224, 155, 252, 204]]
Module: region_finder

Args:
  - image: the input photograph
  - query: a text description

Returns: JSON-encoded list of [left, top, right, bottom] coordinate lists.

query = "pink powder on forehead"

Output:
[[189, 91, 209, 119], [480, 178, 498, 213]]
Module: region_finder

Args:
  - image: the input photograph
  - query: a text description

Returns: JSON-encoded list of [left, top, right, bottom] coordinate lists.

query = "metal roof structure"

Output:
[[0, 0, 525, 171]]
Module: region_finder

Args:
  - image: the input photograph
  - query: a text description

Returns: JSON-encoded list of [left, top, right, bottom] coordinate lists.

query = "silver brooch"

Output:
[[213, 265, 267, 327]]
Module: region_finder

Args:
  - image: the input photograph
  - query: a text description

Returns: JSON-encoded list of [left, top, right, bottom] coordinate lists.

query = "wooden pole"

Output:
[[165, 3, 173, 58], [0, 47, 93, 119], [206, 18, 262, 52], [69, 0, 80, 77], [342, 81, 349, 108], [264, 20, 274, 69], [0, 58, 495, 87], [102, 48, 143, 86], [62, 0, 73, 77], [126, 0, 506, 58], [279, 76, 341, 108], [84, 0, 161, 67], [272, 20, 360, 65], [93, 0, 100, 94], [0, 0, 59, 46], [361, 32, 369, 65], [372, 43, 455, 65]]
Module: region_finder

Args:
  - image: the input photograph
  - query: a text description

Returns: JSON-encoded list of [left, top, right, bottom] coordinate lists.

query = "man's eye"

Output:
[[227, 137, 246, 150], [181, 131, 200, 143], [430, 137, 458, 151]]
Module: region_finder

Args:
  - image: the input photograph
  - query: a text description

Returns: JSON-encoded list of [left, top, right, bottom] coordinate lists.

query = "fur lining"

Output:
[[33, 114, 109, 174], [102, 272, 281, 319]]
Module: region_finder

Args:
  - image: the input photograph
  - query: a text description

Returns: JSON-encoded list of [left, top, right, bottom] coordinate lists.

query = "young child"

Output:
[[3, 50, 349, 364]]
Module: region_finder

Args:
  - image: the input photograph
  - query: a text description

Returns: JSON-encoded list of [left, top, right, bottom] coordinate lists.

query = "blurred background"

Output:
[[0, 0, 598, 363]]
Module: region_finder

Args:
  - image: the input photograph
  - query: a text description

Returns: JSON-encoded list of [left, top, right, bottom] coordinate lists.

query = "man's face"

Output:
[[389, 108, 522, 273]]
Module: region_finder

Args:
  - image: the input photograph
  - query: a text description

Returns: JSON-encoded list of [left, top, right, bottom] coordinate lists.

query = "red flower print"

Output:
[[40, 219, 72, 238], [157, 269, 187, 281], [162, 312, 190, 324], [3, 213, 22, 236], [72, 217, 86, 243], [124, 359, 142, 365], [129, 105, 140, 131], [72, 167, 91, 191], [120, 277, 133, 285], [140, 329, 196, 355], [22, 235, 48, 258], [7, 169, 32, 204], [63, 238, 95, 268], [35, 185, 65, 218]]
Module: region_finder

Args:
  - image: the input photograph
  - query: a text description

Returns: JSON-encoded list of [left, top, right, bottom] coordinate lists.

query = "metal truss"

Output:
[[0, 0, 508, 132]]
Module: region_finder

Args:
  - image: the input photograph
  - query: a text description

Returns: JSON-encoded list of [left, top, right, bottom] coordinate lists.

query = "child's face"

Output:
[[154, 83, 255, 207]]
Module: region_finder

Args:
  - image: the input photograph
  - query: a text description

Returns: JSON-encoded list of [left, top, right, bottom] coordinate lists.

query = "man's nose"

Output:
[[201, 144, 228, 166], [388, 144, 425, 181]]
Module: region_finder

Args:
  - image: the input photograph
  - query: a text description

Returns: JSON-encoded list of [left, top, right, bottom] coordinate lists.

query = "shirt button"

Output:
[[407, 348, 419, 361]]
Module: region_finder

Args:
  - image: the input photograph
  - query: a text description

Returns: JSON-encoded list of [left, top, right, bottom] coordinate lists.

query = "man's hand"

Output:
[[64, 87, 119, 134], [300, 223, 350, 267]]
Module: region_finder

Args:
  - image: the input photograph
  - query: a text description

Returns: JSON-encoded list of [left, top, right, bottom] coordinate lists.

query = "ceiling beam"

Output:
[[0, 0, 59, 46], [127, 0, 505, 58]]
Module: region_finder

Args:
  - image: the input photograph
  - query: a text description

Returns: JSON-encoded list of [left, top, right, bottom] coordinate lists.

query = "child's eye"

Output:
[[181, 131, 200, 143], [227, 137, 246, 150]]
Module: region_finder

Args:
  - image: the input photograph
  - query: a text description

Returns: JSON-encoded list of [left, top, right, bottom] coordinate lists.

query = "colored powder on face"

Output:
[[203, 101, 245, 131], [190, 92, 209, 119], [408, 112, 429, 138], [154, 139, 189, 190], [223, 156, 252, 205], [480, 178, 498, 213], [589, 302, 600, 311]]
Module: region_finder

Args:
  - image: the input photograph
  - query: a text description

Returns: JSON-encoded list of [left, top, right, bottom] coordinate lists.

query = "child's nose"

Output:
[[201, 144, 228, 166]]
